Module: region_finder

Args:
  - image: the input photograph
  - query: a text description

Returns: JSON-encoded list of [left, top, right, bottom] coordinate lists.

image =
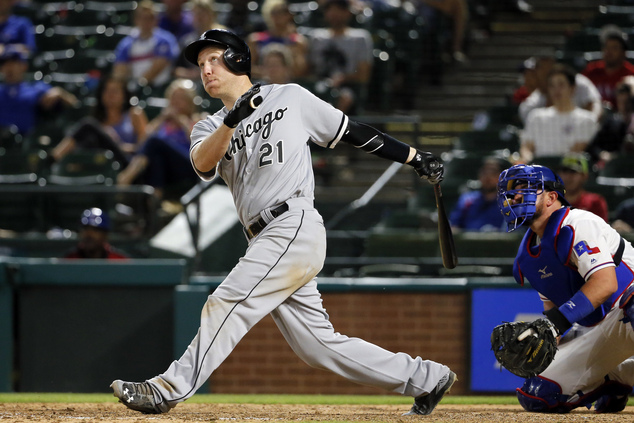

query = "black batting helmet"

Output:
[[183, 29, 251, 77]]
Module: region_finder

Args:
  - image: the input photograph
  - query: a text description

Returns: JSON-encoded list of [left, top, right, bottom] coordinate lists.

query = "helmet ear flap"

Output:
[[223, 47, 250, 76]]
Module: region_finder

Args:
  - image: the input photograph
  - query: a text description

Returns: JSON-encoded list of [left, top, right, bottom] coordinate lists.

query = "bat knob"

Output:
[[250, 96, 263, 109]]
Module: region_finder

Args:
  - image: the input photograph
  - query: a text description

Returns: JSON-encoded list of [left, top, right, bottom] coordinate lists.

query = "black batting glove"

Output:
[[409, 149, 444, 184], [223, 83, 262, 128]]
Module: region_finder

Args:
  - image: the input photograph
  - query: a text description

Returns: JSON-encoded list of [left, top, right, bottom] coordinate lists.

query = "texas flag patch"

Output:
[[574, 241, 600, 257]]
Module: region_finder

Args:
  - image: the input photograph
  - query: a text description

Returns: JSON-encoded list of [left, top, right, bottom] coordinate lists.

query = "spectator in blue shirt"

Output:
[[0, 0, 36, 55], [158, 0, 195, 46], [113, 0, 180, 89], [449, 157, 510, 232], [0, 47, 77, 136]]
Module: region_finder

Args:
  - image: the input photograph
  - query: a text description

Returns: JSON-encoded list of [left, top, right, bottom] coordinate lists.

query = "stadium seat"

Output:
[[24, 114, 69, 151], [563, 30, 602, 54], [31, 49, 77, 74], [529, 155, 565, 172], [441, 152, 496, 186], [598, 156, 634, 178], [586, 6, 634, 29], [60, 4, 116, 27], [0, 125, 25, 151], [556, 30, 603, 71], [472, 105, 522, 131], [453, 232, 523, 258], [0, 149, 48, 184], [34, 26, 82, 52], [0, 189, 44, 232], [364, 229, 440, 258], [84, 1, 137, 26], [47, 150, 121, 186], [84, 29, 126, 51], [452, 129, 519, 155]]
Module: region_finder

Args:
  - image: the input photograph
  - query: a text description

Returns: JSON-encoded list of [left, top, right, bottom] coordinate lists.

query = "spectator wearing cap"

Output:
[[512, 57, 538, 104], [449, 157, 510, 232], [0, 46, 78, 136], [519, 55, 603, 123], [557, 153, 608, 222], [306, 0, 373, 114], [520, 64, 599, 163], [0, 0, 36, 55], [63, 208, 129, 259], [113, 0, 180, 89], [582, 29, 634, 110]]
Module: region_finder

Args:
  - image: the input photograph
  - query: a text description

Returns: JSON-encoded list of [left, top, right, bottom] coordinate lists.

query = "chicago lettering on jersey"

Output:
[[224, 107, 288, 160]]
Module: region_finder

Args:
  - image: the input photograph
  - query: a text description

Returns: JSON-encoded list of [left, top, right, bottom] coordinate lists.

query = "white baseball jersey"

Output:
[[519, 73, 602, 123], [563, 209, 633, 280], [520, 107, 599, 157], [190, 83, 348, 227], [529, 209, 634, 403], [146, 83, 452, 410]]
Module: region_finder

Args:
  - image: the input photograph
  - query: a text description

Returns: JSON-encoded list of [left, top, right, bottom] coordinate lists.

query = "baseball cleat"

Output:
[[403, 370, 457, 416], [110, 379, 168, 414]]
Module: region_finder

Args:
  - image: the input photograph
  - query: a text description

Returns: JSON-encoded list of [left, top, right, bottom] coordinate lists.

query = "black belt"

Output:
[[246, 203, 289, 239]]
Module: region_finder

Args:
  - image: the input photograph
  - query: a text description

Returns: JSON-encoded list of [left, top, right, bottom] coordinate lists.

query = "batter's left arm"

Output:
[[340, 120, 443, 184]]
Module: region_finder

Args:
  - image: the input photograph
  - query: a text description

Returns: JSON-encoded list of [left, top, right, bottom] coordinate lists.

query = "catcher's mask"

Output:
[[183, 29, 251, 78], [497, 164, 569, 232]]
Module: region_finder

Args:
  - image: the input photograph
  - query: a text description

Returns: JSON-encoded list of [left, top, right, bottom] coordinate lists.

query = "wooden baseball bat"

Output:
[[434, 183, 458, 269]]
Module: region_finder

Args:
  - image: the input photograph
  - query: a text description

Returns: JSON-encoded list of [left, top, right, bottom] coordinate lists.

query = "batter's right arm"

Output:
[[191, 125, 235, 175]]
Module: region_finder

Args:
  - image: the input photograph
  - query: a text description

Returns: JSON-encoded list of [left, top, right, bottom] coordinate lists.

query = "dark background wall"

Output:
[[17, 286, 174, 392]]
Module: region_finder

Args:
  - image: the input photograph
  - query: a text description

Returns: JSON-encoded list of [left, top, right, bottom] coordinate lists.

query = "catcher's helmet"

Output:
[[183, 29, 251, 77], [497, 164, 569, 232], [80, 207, 110, 231]]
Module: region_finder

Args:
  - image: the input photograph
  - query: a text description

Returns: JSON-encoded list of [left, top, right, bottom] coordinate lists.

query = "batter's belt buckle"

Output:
[[246, 203, 289, 239], [245, 224, 259, 239]]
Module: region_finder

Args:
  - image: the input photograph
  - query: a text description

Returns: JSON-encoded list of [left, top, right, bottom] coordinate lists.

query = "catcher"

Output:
[[492, 164, 634, 413]]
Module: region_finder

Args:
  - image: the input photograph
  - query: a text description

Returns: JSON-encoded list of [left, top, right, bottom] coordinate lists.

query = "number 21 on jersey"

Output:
[[259, 141, 284, 167]]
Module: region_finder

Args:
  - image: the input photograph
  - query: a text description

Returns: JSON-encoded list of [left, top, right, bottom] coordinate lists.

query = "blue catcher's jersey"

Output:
[[513, 207, 634, 327]]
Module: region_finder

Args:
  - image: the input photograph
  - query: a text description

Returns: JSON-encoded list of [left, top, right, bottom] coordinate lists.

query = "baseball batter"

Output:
[[111, 29, 455, 416], [498, 164, 634, 413]]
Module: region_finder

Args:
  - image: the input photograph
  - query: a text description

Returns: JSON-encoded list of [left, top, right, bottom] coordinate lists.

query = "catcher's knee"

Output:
[[516, 377, 573, 413]]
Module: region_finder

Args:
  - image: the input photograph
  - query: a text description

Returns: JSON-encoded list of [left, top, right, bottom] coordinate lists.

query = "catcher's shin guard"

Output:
[[516, 377, 574, 413], [518, 376, 633, 414]]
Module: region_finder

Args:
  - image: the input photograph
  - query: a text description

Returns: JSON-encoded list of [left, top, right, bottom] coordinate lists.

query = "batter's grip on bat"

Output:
[[224, 83, 262, 128], [410, 150, 444, 184]]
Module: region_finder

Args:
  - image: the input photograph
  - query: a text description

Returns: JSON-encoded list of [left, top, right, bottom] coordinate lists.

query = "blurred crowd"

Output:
[[449, 23, 634, 235], [3, 0, 634, 251], [0, 0, 508, 206]]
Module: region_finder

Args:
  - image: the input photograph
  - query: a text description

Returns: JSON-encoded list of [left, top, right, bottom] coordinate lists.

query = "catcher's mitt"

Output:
[[491, 319, 558, 379]]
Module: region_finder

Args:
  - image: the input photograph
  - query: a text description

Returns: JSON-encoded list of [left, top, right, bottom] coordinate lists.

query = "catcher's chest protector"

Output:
[[514, 208, 607, 326]]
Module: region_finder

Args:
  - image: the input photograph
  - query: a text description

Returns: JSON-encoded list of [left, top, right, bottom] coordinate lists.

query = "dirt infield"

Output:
[[1, 403, 633, 422]]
